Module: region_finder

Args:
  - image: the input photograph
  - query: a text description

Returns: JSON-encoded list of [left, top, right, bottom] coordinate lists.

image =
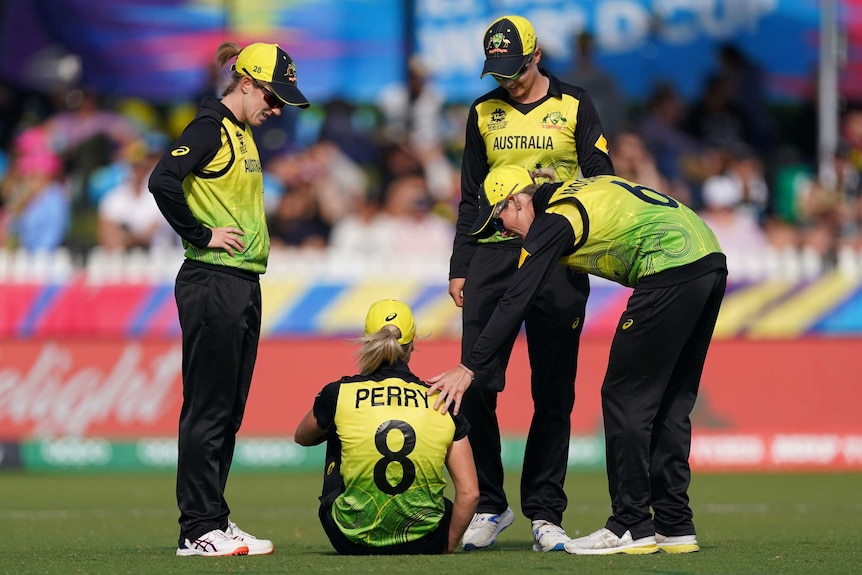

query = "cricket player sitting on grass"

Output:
[[295, 299, 479, 554]]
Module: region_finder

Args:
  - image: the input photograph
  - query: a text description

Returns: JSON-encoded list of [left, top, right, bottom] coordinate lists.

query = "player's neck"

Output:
[[514, 73, 550, 105]]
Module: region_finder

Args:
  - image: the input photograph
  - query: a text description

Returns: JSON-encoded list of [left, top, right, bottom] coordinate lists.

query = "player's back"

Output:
[[330, 368, 456, 547]]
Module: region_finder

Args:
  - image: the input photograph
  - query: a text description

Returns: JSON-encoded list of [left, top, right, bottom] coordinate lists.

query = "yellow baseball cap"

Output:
[[234, 43, 310, 108], [364, 299, 415, 345], [469, 165, 534, 236]]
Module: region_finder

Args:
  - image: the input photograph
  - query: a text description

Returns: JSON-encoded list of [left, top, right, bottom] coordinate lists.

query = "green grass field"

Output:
[[2, 471, 860, 575]]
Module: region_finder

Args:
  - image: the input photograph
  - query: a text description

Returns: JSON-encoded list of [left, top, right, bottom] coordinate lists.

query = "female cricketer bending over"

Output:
[[430, 166, 726, 556]]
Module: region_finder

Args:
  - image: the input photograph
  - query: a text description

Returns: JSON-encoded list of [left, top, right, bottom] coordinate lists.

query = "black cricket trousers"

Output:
[[174, 260, 261, 546], [460, 243, 588, 524], [602, 268, 727, 540]]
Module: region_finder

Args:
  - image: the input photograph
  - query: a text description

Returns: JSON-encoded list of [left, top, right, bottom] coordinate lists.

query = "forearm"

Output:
[[447, 490, 479, 553], [444, 438, 479, 552]]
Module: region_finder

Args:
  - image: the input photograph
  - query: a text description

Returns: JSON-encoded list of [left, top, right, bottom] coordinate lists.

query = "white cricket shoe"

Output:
[[656, 533, 699, 553], [531, 520, 570, 552], [564, 527, 658, 555], [462, 507, 515, 550], [176, 528, 249, 556], [226, 520, 274, 555]]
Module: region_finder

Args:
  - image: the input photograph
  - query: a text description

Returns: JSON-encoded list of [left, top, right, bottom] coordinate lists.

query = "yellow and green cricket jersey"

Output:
[[313, 362, 469, 548]]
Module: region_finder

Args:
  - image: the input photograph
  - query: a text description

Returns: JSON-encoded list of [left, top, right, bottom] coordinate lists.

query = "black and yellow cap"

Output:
[[365, 299, 415, 345], [234, 43, 310, 109], [481, 15, 536, 79], [469, 165, 534, 236]]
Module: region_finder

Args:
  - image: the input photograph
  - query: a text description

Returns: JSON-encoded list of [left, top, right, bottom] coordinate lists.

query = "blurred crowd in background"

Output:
[[1, 33, 861, 276]]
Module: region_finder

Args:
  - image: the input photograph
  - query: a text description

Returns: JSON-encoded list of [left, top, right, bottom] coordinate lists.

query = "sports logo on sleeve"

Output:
[[171, 146, 190, 156], [594, 135, 609, 154]]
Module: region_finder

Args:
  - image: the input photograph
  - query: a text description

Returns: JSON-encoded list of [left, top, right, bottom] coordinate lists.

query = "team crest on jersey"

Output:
[[236, 130, 247, 154], [541, 111, 567, 131], [488, 108, 508, 131], [487, 32, 510, 54]]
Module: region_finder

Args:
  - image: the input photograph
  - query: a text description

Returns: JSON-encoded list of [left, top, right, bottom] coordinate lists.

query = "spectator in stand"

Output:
[[836, 112, 862, 252], [268, 142, 367, 218], [97, 135, 178, 252], [841, 108, 862, 178], [698, 173, 769, 259], [609, 131, 675, 200], [378, 56, 445, 151], [721, 144, 770, 225], [684, 75, 754, 159], [638, 83, 712, 206], [562, 31, 627, 141], [44, 87, 140, 203], [716, 43, 775, 157], [795, 142, 862, 260], [761, 146, 812, 252], [0, 125, 70, 252], [699, 144, 783, 260], [377, 142, 425, 202], [317, 97, 380, 169], [328, 173, 453, 264], [378, 56, 455, 204], [327, 194, 384, 258], [267, 182, 331, 250], [378, 173, 454, 258]]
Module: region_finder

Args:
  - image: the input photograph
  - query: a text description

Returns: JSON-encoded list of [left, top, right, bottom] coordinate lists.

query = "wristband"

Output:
[[457, 363, 475, 381]]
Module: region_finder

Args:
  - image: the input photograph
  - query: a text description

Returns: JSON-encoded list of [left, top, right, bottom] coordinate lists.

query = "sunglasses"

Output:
[[248, 75, 284, 110], [494, 51, 535, 82], [511, 53, 534, 80], [490, 195, 515, 232]]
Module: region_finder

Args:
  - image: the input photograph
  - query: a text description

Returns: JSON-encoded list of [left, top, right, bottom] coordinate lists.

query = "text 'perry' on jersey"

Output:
[[355, 385, 430, 410]]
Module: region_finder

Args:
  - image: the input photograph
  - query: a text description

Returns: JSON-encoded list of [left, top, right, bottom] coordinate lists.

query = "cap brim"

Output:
[[469, 204, 497, 236], [480, 55, 529, 79], [270, 82, 310, 109]]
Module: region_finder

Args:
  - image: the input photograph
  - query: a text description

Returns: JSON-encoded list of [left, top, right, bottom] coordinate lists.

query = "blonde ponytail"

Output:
[[214, 42, 243, 96], [356, 324, 413, 374]]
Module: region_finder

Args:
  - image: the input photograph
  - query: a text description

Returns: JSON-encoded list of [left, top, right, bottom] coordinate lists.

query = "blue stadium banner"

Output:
[[415, 0, 831, 103], [0, 1, 859, 107], [0, 0, 404, 104]]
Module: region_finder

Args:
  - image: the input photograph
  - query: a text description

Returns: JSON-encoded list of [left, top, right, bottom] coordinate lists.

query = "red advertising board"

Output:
[[1, 338, 860, 469]]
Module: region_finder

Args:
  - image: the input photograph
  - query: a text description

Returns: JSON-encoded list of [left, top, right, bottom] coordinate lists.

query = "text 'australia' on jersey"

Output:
[[543, 176, 723, 287], [467, 76, 612, 247]]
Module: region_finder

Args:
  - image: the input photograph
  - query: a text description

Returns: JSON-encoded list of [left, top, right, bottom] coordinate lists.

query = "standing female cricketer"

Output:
[[149, 41, 309, 557], [295, 299, 479, 554], [448, 14, 615, 553], [431, 166, 727, 556]]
